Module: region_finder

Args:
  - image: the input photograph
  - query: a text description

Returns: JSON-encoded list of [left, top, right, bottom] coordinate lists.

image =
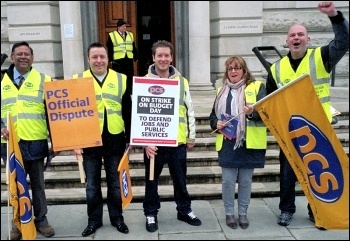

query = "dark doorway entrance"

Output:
[[136, 1, 172, 76]]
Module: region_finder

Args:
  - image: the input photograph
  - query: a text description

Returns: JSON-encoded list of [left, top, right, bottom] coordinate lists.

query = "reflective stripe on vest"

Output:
[[272, 47, 331, 122], [177, 77, 189, 143], [215, 81, 267, 151], [110, 31, 134, 60], [1, 69, 49, 142], [74, 71, 126, 134], [244, 81, 267, 149]]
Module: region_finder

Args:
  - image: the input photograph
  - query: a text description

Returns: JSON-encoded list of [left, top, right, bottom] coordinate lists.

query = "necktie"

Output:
[[18, 75, 24, 87]]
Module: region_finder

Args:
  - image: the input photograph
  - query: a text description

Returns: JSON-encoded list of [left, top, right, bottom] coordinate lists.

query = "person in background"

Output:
[[107, 18, 138, 96], [266, 1, 349, 227], [209, 56, 267, 230], [1, 41, 55, 239], [142, 40, 201, 233], [73, 42, 132, 237]]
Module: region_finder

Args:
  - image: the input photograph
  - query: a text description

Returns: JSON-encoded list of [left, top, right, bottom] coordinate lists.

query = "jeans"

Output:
[[143, 145, 191, 217], [222, 167, 254, 216], [279, 149, 312, 215], [82, 134, 126, 227], [1, 143, 6, 165]]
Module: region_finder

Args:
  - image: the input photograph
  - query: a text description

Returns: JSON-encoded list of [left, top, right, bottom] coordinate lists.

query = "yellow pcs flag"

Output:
[[8, 114, 37, 239], [254, 74, 349, 230], [117, 150, 133, 209]]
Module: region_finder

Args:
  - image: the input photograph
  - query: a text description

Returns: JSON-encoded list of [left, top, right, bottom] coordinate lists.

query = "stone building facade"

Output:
[[1, 1, 349, 89]]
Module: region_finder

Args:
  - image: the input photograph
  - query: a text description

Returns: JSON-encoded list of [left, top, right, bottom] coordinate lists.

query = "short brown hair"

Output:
[[151, 40, 174, 56]]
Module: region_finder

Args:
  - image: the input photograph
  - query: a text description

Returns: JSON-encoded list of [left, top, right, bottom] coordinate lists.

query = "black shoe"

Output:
[[309, 213, 315, 222], [81, 223, 102, 237], [277, 212, 293, 226], [177, 211, 202, 226], [113, 222, 129, 234], [146, 216, 158, 232]]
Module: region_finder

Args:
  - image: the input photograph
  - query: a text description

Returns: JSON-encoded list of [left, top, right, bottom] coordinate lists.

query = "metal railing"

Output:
[[252, 46, 337, 86]]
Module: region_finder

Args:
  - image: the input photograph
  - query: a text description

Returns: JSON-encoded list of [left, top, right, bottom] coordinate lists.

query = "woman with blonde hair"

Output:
[[209, 56, 267, 229]]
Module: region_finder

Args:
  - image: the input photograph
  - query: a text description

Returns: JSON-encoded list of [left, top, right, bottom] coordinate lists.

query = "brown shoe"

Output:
[[226, 215, 238, 229], [7, 227, 22, 240], [239, 215, 249, 229], [37, 224, 55, 237]]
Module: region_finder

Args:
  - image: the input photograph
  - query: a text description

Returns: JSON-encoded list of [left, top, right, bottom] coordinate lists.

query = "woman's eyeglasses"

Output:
[[226, 67, 242, 72]]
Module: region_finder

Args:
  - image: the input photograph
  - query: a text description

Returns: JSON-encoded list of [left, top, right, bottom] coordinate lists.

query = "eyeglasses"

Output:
[[227, 67, 242, 72], [13, 52, 31, 57]]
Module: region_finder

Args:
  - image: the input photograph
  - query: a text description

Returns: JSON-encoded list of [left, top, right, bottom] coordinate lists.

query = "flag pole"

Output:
[[5, 111, 10, 186], [210, 110, 245, 134], [209, 77, 299, 136], [75, 153, 85, 183], [211, 74, 312, 134], [149, 156, 154, 180], [6, 112, 11, 240]]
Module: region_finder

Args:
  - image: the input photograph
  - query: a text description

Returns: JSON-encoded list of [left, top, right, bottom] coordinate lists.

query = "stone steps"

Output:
[[1, 163, 281, 189], [2, 146, 348, 173], [56, 131, 349, 155], [1, 93, 348, 206], [195, 119, 349, 138], [1, 182, 304, 205], [1, 145, 349, 206]]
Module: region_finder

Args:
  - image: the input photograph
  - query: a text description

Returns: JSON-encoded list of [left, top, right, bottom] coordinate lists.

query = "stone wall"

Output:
[[1, 1, 62, 78], [210, 1, 349, 87], [1, 1, 349, 87], [261, 1, 349, 87], [1, 1, 10, 67]]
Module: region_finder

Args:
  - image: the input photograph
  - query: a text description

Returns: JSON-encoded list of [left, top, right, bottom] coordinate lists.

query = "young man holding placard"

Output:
[[73, 42, 132, 237], [142, 40, 201, 233]]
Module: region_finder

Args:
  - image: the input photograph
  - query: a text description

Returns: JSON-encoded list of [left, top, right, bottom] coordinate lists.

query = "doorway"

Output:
[[136, 1, 173, 76], [97, 1, 173, 76]]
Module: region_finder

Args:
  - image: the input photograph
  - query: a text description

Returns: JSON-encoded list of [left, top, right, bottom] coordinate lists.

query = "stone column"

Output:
[[188, 1, 214, 91], [59, 1, 85, 79]]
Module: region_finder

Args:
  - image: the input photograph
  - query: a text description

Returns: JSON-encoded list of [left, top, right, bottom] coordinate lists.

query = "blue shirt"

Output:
[[13, 68, 28, 85]]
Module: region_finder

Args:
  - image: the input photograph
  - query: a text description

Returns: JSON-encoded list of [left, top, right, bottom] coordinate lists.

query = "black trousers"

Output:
[[112, 57, 134, 95]]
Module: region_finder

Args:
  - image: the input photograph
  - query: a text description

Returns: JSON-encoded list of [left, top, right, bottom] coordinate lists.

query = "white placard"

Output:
[[130, 77, 180, 146]]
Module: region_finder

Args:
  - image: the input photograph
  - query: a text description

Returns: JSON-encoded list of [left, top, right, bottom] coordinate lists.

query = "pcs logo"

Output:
[[121, 170, 130, 197], [148, 85, 164, 95], [288, 115, 344, 203]]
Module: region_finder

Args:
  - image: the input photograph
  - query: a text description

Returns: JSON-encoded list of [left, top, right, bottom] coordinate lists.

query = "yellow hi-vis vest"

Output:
[[145, 75, 189, 144], [215, 81, 267, 151], [73, 70, 127, 134], [177, 76, 190, 144], [109, 31, 134, 60], [271, 47, 331, 122], [1, 69, 51, 143]]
